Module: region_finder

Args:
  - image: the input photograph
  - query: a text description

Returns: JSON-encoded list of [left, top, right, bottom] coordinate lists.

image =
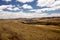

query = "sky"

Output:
[[0, 0, 60, 19]]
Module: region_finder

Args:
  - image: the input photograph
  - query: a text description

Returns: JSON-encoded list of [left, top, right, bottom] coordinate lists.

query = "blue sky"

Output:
[[0, 0, 60, 19]]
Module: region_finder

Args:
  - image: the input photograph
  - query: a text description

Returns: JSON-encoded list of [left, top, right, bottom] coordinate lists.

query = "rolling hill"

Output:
[[0, 17, 60, 40]]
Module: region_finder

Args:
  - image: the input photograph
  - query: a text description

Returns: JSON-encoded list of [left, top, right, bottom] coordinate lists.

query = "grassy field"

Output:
[[0, 18, 60, 40]]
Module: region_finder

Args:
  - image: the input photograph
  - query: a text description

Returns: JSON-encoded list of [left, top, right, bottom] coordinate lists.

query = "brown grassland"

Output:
[[0, 17, 60, 40]]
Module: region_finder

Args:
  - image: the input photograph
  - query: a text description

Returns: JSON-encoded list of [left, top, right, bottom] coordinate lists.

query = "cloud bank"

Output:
[[2, 0, 12, 2], [17, 0, 34, 3], [22, 4, 33, 9], [0, 0, 60, 19]]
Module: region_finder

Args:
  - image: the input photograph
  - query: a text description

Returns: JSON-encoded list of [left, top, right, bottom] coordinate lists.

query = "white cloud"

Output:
[[50, 13, 60, 17], [2, 0, 11, 2], [0, 5, 20, 11], [0, 5, 7, 11], [0, 5, 59, 19], [36, 0, 60, 13], [0, 0, 60, 19], [37, 0, 60, 8], [22, 4, 33, 9], [40, 6, 60, 12], [7, 7, 20, 11], [0, 11, 47, 19], [0, 10, 60, 19], [37, 0, 55, 7], [16, 0, 34, 3], [0, 5, 13, 11], [50, 0, 60, 7], [37, 0, 60, 7]]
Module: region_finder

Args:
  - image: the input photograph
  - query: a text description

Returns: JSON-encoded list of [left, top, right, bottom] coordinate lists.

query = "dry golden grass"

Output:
[[0, 18, 60, 40]]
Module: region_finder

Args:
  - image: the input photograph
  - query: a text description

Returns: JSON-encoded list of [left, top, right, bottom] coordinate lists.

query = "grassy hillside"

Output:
[[22, 17, 60, 26], [0, 17, 60, 40]]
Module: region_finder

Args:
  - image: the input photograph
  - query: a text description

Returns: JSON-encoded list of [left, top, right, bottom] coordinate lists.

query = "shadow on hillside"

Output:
[[21, 21, 60, 26]]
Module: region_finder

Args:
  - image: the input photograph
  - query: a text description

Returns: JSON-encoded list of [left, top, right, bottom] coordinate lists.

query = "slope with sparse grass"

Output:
[[0, 17, 60, 40], [22, 17, 60, 26]]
